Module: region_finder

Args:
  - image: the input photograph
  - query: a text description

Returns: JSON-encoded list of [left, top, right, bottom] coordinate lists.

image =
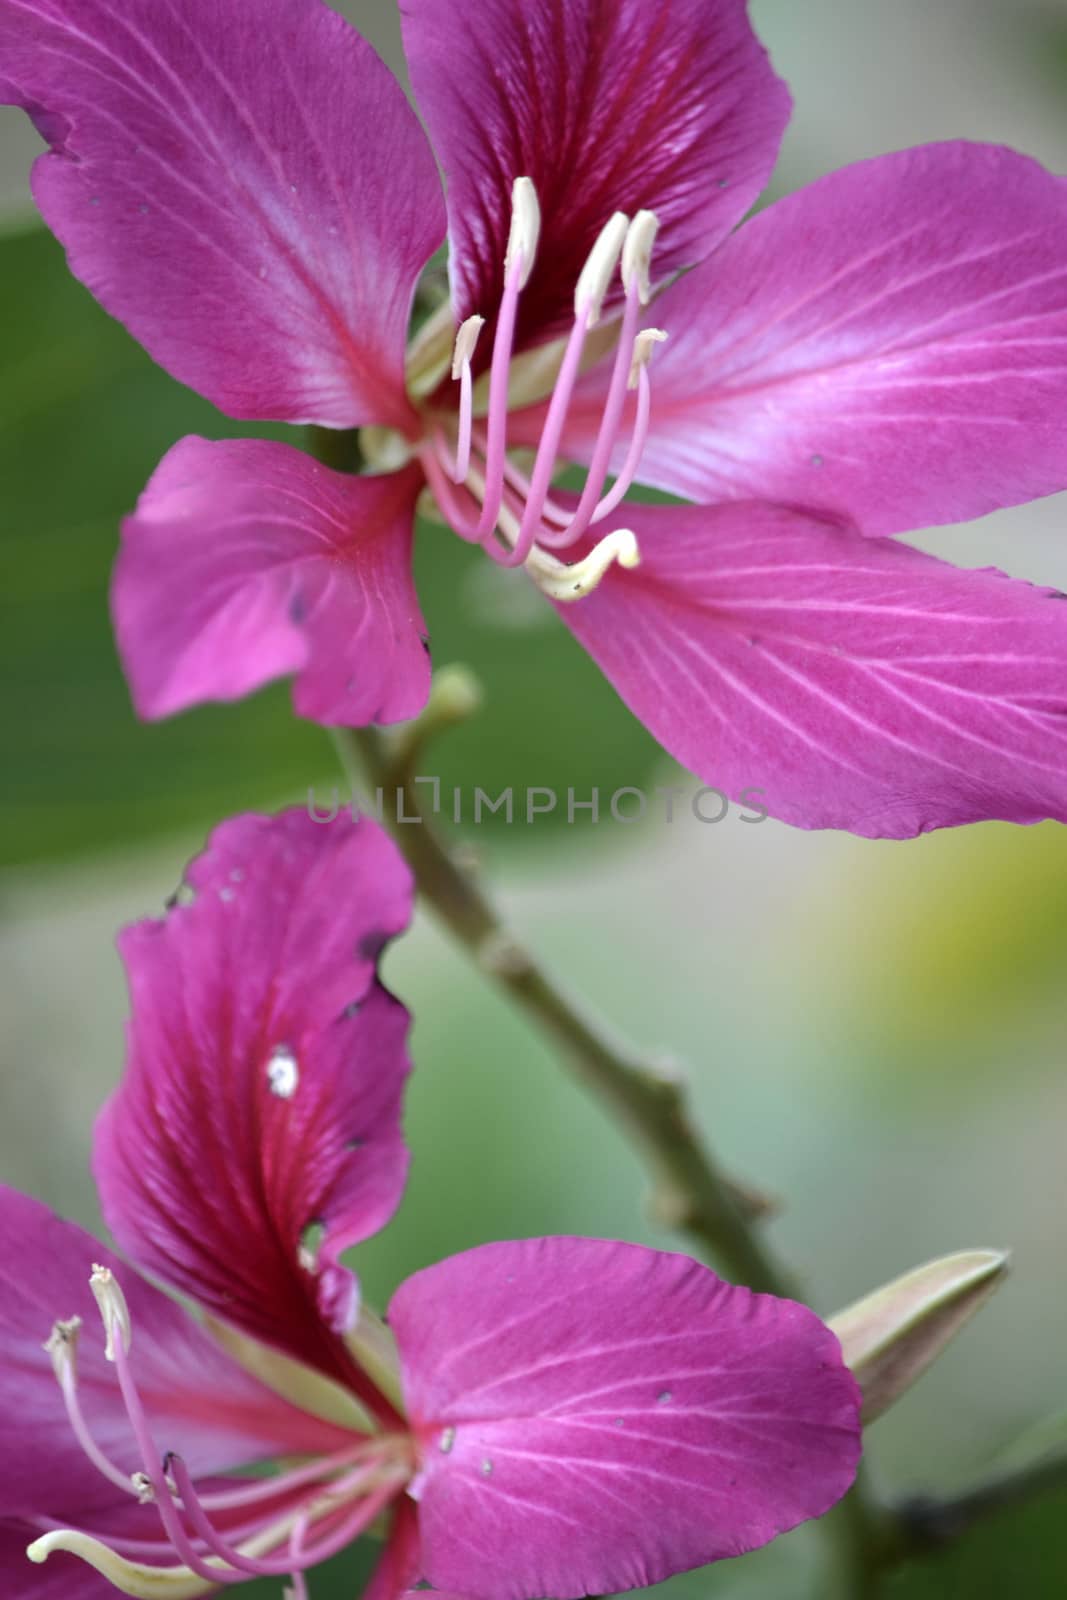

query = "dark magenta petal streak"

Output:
[[93, 810, 414, 1381], [402, 0, 789, 353]]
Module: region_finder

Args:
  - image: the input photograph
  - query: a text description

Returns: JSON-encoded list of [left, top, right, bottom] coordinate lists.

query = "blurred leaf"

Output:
[[829, 1250, 1009, 1424], [0, 223, 326, 868], [1, 223, 663, 869], [885, 1490, 1067, 1600], [805, 822, 1067, 1072]]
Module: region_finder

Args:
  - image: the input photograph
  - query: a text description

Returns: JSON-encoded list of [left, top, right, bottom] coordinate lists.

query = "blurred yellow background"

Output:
[[1, 3, 1066, 1596]]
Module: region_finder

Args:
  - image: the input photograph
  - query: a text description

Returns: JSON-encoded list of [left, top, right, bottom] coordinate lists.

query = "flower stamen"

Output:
[[491, 211, 629, 571], [450, 315, 485, 484], [545, 211, 660, 552], [475, 178, 542, 541], [45, 1315, 141, 1497], [591, 328, 668, 524], [34, 1268, 414, 1596], [439, 183, 661, 595]]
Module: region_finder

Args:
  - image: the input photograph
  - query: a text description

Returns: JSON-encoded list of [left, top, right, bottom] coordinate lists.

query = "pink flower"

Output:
[[5, 0, 1067, 835], [0, 809, 862, 1598]]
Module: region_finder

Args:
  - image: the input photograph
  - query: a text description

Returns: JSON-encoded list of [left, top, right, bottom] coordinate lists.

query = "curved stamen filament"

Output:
[[46, 1317, 140, 1497], [56, 1268, 410, 1594], [495, 300, 593, 567], [195, 1442, 377, 1513], [450, 315, 484, 484], [169, 1455, 401, 1582], [475, 176, 541, 540], [422, 437, 485, 542], [547, 276, 643, 551], [589, 332, 665, 525], [491, 442, 572, 527], [285, 1514, 310, 1600]]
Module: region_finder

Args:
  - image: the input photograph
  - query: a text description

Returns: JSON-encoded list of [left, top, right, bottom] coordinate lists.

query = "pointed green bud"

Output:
[[829, 1249, 1009, 1423]]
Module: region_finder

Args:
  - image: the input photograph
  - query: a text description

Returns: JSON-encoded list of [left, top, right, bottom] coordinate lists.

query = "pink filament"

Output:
[[56, 1364, 139, 1496], [421, 439, 484, 542], [546, 282, 643, 551], [590, 358, 653, 525], [475, 255, 526, 540], [99, 1311, 405, 1587], [287, 1513, 311, 1600], [492, 301, 594, 569]]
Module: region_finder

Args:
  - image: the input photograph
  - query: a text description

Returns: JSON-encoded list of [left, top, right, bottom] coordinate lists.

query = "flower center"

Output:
[[30, 1266, 412, 1599], [399, 177, 666, 602]]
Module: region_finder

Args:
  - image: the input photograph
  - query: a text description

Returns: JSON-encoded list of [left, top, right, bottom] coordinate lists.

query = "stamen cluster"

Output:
[[421, 177, 667, 601], [35, 1268, 412, 1599]]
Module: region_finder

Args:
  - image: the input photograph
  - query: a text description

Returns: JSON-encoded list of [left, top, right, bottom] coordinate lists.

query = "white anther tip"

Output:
[[506, 177, 541, 289], [623, 210, 660, 305], [575, 212, 630, 326], [44, 1316, 83, 1383], [132, 1471, 156, 1505], [615, 529, 642, 570], [451, 315, 485, 380], [628, 328, 668, 389], [90, 1264, 132, 1361]]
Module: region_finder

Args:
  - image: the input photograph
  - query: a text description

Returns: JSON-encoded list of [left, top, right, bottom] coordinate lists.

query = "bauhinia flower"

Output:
[[5, 0, 1067, 836], [0, 809, 863, 1598]]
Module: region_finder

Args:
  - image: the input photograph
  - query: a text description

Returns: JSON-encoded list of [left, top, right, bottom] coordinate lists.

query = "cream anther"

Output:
[[622, 210, 660, 305], [90, 1264, 132, 1361], [527, 528, 640, 602], [451, 315, 486, 380], [629, 328, 668, 389], [44, 1316, 83, 1384], [575, 211, 629, 324], [505, 177, 541, 288]]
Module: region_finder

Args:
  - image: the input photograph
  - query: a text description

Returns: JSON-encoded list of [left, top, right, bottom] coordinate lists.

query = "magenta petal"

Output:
[[93, 809, 414, 1379], [0, 0, 443, 428], [0, 1188, 347, 1533], [622, 143, 1067, 532], [112, 439, 429, 727], [560, 501, 1067, 838], [390, 1238, 861, 1599], [402, 0, 789, 350]]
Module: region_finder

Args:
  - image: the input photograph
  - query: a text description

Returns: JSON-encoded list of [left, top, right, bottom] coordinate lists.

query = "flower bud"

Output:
[[829, 1249, 1009, 1423]]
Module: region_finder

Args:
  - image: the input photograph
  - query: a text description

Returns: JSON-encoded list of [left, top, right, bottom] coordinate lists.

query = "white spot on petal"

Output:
[[267, 1046, 299, 1099], [439, 1427, 456, 1454]]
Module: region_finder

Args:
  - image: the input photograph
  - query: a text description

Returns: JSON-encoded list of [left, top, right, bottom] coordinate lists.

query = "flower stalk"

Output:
[[331, 707, 790, 1299]]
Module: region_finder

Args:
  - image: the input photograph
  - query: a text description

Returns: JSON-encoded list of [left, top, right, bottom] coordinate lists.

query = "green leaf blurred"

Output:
[[0, 223, 662, 869]]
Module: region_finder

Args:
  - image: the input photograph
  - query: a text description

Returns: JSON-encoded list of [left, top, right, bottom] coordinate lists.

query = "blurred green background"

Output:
[[2, 1, 1067, 1595]]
